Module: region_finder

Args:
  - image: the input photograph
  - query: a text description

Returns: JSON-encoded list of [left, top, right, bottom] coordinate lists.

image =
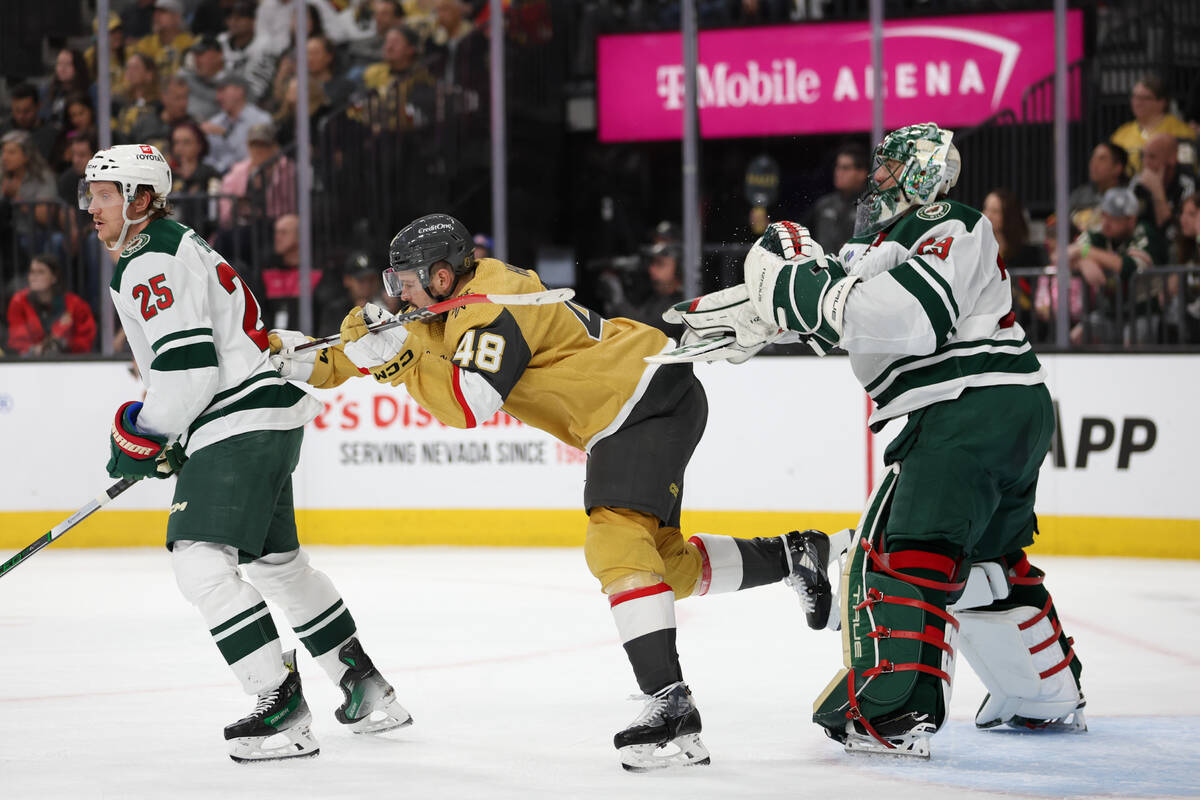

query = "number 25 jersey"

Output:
[[110, 218, 320, 454]]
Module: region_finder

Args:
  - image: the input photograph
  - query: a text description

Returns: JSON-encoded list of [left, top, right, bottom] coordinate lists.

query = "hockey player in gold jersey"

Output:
[[270, 213, 835, 771]]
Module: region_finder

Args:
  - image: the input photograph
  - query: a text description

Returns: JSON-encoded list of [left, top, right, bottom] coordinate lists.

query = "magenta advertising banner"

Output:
[[596, 10, 1084, 142]]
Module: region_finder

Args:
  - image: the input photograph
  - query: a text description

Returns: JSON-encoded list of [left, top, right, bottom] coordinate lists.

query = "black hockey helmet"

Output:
[[383, 213, 474, 298]]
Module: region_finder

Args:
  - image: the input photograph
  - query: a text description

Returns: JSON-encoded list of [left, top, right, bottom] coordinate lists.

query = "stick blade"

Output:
[[482, 288, 575, 305]]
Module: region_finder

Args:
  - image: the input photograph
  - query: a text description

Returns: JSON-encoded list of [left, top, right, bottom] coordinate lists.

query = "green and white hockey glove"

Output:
[[744, 221, 859, 349], [662, 284, 786, 363], [107, 401, 186, 480]]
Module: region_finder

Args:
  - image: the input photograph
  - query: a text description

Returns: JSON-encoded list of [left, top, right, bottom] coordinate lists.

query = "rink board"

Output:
[[1, 355, 1196, 557]]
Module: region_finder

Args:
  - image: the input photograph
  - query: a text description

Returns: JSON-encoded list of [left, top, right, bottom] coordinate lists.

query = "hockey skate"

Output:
[[335, 638, 413, 734], [783, 529, 850, 631], [614, 681, 710, 772], [841, 711, 937, 760], [979, 694, 1088, 733], [224, 650, 319, 764]]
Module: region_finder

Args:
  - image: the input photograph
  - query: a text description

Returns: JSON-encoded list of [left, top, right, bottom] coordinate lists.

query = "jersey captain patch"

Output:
[[122, 233, 151, 257], [916, 201, 951, 221]]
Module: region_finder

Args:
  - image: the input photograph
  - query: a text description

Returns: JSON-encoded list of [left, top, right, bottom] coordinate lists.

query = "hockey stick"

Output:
[[0, 478, 138, 580], [291, 288, 576, 353], [644, 335, 740, 364]]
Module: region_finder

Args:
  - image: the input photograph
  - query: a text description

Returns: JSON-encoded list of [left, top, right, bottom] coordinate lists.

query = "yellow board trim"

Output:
[[2, 509, 1197, 559]]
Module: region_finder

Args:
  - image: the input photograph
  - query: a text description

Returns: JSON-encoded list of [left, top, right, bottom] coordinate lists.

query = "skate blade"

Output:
[[345, 701, 414, 735], [844, 724, 934, 759], [619, 734, 711, 772], [228, 724, 320, 764], [1003, 707, 1088, 734]]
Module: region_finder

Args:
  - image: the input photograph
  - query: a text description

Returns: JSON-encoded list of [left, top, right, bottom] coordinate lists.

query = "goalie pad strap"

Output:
[[1008, 552, 1045, 586], [844, 668, 891, 748], [1041, 640, 1077, 679], [861, 540, 966, 592], [1029, 619, 1064, 654], [869, 624, 955, 655], [855, 587, 960, 630], [864, 659, 952, 684], [1017, 595, 1054, 631]]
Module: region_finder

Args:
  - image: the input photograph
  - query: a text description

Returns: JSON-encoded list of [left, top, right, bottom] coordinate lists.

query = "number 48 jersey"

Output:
[[110, 218, 319, 454], [836, 199, 1046, 430]]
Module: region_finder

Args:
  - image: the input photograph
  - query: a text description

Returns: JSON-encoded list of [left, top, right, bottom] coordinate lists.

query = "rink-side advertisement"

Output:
[[0, 355, 1196, 556]]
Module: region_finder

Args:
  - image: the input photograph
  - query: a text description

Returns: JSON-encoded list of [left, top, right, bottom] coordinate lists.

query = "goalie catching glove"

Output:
[[268, 330, 362, 389], [107, 401, 187, 480], [340, 303, 425, 386], [661, 284, 788, 364], [744, 221, 859, 349]]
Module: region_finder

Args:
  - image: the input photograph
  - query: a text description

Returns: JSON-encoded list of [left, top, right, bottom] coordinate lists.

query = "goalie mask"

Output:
[[855, 122, 961, 237], [383, 213, 474, 302], [80, 144, 173, 252]]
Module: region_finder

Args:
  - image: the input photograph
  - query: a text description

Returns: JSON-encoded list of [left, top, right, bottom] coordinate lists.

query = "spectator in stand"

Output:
[[181, 37, 226, 124], [345, 0, 403, 70], [122, 0, 157, 40], [50, 95, 98, 172], [802, 141, 869, 254], [307, 34, 357, 110], [218, 1, 280, 105], [1111, 74, 1196, 176], [1069, 141, 1128, 235], [191, 0, 238, 38], [218, 122, 296, 229], [273, 75, 329, 149], [168, 120, 222, 236], [259, 213, 323, 329], [55, 134, 100, 304], [983, 188, 1048, 327], [1052, 187, 1167, 345], [428, 0, 488, 113], [1131, 131, 1197, 243], [596, 241, 685, 339], [6, 253, 96, 356], [1165, 194, 1200, 342], [40, 49, 91, 126], [2, 84, 59, 163], [114, 53, 162, 143], [203, 74, 273, 173], [132, 0, 199, 78], [361, 25, 437, 131], [131, 75, 195, 150], [87, 13, 131, 103], [1, 131, 62, 262], [256, 0, 351, 54]]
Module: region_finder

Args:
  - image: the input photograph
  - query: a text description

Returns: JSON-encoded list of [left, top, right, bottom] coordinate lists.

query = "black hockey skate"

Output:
[[783, 529, 835, 630], [335, 638, 413, 734], [614, 681, 710, 772], [224, 650, 319, 763], [990, 694, 1088, 733]]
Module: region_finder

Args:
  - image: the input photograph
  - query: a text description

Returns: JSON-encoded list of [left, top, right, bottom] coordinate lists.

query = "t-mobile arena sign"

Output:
[[597, 10, 1083, 141]]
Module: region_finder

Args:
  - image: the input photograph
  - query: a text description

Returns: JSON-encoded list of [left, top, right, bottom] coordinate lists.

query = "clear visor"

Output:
[[78, 180, 124, 211], [382, 267, 425, 298]]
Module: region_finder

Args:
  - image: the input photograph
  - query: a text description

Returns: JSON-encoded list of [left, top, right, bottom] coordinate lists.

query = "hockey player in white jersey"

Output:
[[666, 123, 1085, 758], [83, 144, 412, 762]]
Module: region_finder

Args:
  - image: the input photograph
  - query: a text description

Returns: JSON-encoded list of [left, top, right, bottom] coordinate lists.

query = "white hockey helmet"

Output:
[[855, 122, 961, 237], [79, 144, 173, 251]]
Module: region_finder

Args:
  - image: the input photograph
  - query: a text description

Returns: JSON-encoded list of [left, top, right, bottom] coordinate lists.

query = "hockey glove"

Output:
[[744, 222, 859, 349], [269, 329, 362, 389], [662, 284, 787, 364], [341, 303, 424, 386], [107, 401, 187, 480]]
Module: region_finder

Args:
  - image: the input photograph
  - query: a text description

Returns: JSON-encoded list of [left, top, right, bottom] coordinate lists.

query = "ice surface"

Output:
[[2, 548, 1198, 799]]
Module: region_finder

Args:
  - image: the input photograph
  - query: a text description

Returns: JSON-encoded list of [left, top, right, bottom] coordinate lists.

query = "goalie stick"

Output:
[[291, 288, 576, 353], [644, 335, 739, 364], [0, 478, 138, 579]]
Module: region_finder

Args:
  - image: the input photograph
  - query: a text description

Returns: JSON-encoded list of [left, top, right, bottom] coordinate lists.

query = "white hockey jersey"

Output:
[[836, 199, 1046, 430], [109, 218, 320, 453]]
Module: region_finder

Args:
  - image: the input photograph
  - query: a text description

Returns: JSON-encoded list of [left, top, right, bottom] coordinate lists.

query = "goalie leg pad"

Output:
[[813, 466, 964, 757], [958, 550, 1084, 731]]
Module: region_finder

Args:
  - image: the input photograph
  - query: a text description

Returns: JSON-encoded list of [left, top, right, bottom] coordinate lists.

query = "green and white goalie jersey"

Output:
[[837, 199, 1045, 430], [109, 218, 320, 453]]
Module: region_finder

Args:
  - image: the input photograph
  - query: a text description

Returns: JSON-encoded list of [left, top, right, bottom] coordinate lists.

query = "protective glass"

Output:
[[382, 267, 427, 298], [78, 180, 123, 211]]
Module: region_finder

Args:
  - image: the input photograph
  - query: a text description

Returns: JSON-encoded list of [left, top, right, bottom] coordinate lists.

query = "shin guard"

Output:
[[812, 466, 964, 756]]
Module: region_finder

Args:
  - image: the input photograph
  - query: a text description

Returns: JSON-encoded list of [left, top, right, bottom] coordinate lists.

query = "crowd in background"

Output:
[[0, 0, 492, 356], [1, 1, 1199, 357]]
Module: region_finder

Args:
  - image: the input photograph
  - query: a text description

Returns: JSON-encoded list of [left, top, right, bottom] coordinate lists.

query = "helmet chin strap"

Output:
[[104, 199, 148, 253]]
